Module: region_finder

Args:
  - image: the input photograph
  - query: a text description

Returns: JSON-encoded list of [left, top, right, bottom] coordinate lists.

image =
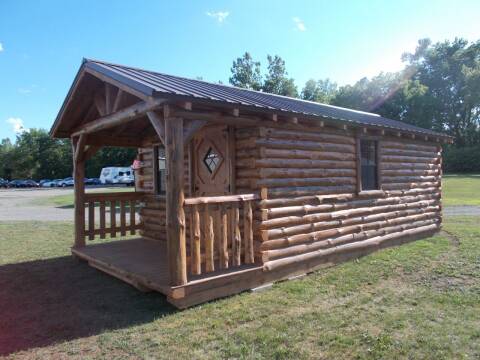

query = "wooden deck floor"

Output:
[[72, 238, 266, 307], [72, 238, 172, 294]]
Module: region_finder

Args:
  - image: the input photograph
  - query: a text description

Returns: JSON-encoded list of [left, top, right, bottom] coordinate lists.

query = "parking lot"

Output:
[[0, 187, 76, 221]]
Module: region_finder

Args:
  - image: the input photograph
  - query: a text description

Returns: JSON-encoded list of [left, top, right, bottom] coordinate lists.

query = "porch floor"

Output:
[[72, 238, 172, 294]]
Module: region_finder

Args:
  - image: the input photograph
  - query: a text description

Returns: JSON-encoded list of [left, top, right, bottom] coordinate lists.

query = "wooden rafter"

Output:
[[72, 98, 165, 137], [94, 91, 106, 117], [147, 110, 166, 145]]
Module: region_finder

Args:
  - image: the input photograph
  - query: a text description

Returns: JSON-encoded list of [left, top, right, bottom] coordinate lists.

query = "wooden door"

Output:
[[193, 125, 231, 196]]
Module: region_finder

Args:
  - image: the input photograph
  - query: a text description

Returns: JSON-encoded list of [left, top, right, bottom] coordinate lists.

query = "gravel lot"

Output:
[[0, 188, 75, 221]]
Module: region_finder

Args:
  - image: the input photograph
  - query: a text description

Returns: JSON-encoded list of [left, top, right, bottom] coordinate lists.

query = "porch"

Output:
[[73, 189, 262, 307]]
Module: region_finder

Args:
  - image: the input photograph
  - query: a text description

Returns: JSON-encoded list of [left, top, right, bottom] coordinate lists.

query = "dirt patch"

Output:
[[440, 230, 461, 247]]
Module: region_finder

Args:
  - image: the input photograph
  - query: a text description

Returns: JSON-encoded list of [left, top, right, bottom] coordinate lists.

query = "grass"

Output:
[[1, 175, 479, 359], [442, 174, 480, 206]]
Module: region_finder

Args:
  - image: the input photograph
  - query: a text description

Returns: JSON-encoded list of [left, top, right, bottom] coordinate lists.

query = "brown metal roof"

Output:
[[53, 58, 453, 139]]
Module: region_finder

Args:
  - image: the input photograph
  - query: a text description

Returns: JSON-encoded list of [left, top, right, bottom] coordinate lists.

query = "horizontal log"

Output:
[[260, 193, 355, 209], [382, 181, 441, 191], [381, 148, 440, 158], [380, 162, 439, 170], [263, 218, 439, 261], [264, 202, 439, 239], [385, 187, 440, 197], [84, 192, 144, 201], [238, 168, 356, 180], [381, 155, 439, 164], [262, 223, 440, 271], [251, 176, 356, 189], [382, 141, 439, 153], [262, 193, 440, 221], [184, 194, 259, 205], [266, 185, 357, 198], [382, 175, 438, 183], [236, 158, 356, 169], [259, 127, 355, 145], [236, 138, 354, 153], [260, 148, 356, 161], [262, 207, 439, 250], [381, 168, 439, 176]]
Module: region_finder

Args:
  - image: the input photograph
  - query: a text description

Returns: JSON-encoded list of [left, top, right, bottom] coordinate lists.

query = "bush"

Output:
[[443, 146, 480, 173]]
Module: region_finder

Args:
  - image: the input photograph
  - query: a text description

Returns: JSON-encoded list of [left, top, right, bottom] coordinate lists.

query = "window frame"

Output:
[[356, 135, 382, 194], [153, 145, 167, 195]]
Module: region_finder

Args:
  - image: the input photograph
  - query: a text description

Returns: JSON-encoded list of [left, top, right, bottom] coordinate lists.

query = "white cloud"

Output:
[[6, 118, 29, 134], [293, 17, 306, 32], [0, 42, 3, 52], [206, 11, 229, 23]]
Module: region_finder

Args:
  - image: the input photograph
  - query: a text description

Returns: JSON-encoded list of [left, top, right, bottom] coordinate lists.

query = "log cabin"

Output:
[[50, 59, 453, 308]]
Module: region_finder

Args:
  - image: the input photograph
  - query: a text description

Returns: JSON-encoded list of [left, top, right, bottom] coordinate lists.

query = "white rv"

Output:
[[99, 167, 134, 185]]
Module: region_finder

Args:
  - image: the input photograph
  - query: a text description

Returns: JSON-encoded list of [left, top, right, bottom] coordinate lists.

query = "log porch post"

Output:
[[72, 135, 86, 248], [165, 116, 187, 286]]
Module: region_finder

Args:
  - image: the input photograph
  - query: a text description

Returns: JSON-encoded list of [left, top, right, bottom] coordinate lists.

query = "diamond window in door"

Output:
[[203, 147, 221, 174]]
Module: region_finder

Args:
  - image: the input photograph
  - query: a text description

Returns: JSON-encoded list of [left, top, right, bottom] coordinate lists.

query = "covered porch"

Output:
[[55, 60, 263, 307]]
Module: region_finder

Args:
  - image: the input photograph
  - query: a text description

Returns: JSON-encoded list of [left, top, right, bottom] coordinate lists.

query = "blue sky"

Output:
[[1, 0, 479, 142]]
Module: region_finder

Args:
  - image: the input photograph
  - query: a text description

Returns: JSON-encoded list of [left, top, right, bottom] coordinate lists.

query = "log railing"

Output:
[[184, 194, 259, 277], [84, 192, 144, 240]]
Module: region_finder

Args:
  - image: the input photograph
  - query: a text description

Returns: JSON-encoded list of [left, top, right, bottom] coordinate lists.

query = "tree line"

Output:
[[229, 38, 480, 172], [1, 37, 478, 180], [0, 129, 136, 180]]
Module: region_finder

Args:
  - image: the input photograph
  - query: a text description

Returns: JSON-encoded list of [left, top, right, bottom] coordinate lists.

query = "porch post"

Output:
[[165, 116, 187, 286], [72, 135, 86, 248]]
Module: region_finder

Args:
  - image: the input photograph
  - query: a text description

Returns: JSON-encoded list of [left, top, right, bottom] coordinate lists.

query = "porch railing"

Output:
[[184, 194, 259, 277], [84, 192, 144, 240]]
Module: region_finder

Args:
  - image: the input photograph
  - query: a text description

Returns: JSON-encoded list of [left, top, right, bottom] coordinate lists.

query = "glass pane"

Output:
[[360, 140, 378, 190], [203, 147, 221, 173]]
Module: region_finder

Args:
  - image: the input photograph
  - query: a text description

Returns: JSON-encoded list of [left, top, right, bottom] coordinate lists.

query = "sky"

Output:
[[0, 0, 479, 142]]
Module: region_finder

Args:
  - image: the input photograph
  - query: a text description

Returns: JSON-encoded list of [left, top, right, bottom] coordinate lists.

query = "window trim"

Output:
[[356, 135, 382, 194], [153, 145, 166, 195]]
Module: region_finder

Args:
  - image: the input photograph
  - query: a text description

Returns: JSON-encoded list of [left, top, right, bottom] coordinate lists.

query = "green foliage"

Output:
[[443, 146, 480, 173], [263, 55, 299, 97], [229, 52, 263, 91], [0, 129, 136, 180], [301, 78, 337, 103]]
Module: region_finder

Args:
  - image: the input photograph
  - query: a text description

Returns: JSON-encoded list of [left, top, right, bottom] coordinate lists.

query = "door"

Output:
[[193, 125, 231, 196]]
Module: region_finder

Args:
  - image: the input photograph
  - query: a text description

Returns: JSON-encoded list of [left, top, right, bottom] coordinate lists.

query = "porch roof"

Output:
[[51, 58, 452, 140]]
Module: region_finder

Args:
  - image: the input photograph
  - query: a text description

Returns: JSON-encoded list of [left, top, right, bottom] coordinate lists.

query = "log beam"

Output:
[[165, 117, 187, 286], [72, 136, 86, 248], [147, 110, 166, 145], [72, 98, 165, 137]]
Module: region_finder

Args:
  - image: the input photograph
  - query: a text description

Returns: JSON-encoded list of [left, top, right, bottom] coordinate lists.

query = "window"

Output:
[[203, 147, 221, 174], [359, 139, 379, 191], [154, 146, 166, 194]]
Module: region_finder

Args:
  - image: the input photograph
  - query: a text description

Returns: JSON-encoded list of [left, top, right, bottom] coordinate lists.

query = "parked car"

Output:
[[39, 179, 51, 186], [41, 179, 58, 187], [8, 180, 27, 188], [57, 177, 74, 187], [23, 180, 39, 187], [85, 178, 101, 186], [0, 178, 9, 188]]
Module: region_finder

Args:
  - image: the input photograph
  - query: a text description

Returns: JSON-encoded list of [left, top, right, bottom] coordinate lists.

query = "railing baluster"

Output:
[[204, 204, 215, 272], [88, 201, 95, 240], [233, 204, 241, 266], [110, 200, 116, 237], [129, 200, 136, 235], [100, 200, 106, 239], [120, 200, 126, 236], [220, 204, 229, 269], [244, 201, 254, 264], [192, 204, 201, 275]]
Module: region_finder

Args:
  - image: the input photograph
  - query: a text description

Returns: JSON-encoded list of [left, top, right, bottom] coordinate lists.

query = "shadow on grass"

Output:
[[0, 256, 176, 356]]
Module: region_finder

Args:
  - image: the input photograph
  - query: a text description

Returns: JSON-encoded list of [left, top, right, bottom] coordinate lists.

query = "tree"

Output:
[[263, 55, 298, 97], [229, 52, 262, 90], [402, 38, 480, 146], [301, 78, 338, 103]]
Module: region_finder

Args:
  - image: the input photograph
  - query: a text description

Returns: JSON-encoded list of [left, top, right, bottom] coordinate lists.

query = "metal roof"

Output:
[[81, 58, 450, 139]]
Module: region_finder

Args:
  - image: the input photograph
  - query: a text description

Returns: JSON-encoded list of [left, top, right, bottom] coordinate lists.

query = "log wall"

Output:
[[235, 126, 442, 269]]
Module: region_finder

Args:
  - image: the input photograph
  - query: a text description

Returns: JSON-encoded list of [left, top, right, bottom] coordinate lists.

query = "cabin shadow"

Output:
[[0, 255, 176, 356]]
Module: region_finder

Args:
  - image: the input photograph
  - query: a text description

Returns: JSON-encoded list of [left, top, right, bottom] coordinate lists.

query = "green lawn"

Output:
[[1, 176, 479, 359], [442, 175, 480, 206]]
